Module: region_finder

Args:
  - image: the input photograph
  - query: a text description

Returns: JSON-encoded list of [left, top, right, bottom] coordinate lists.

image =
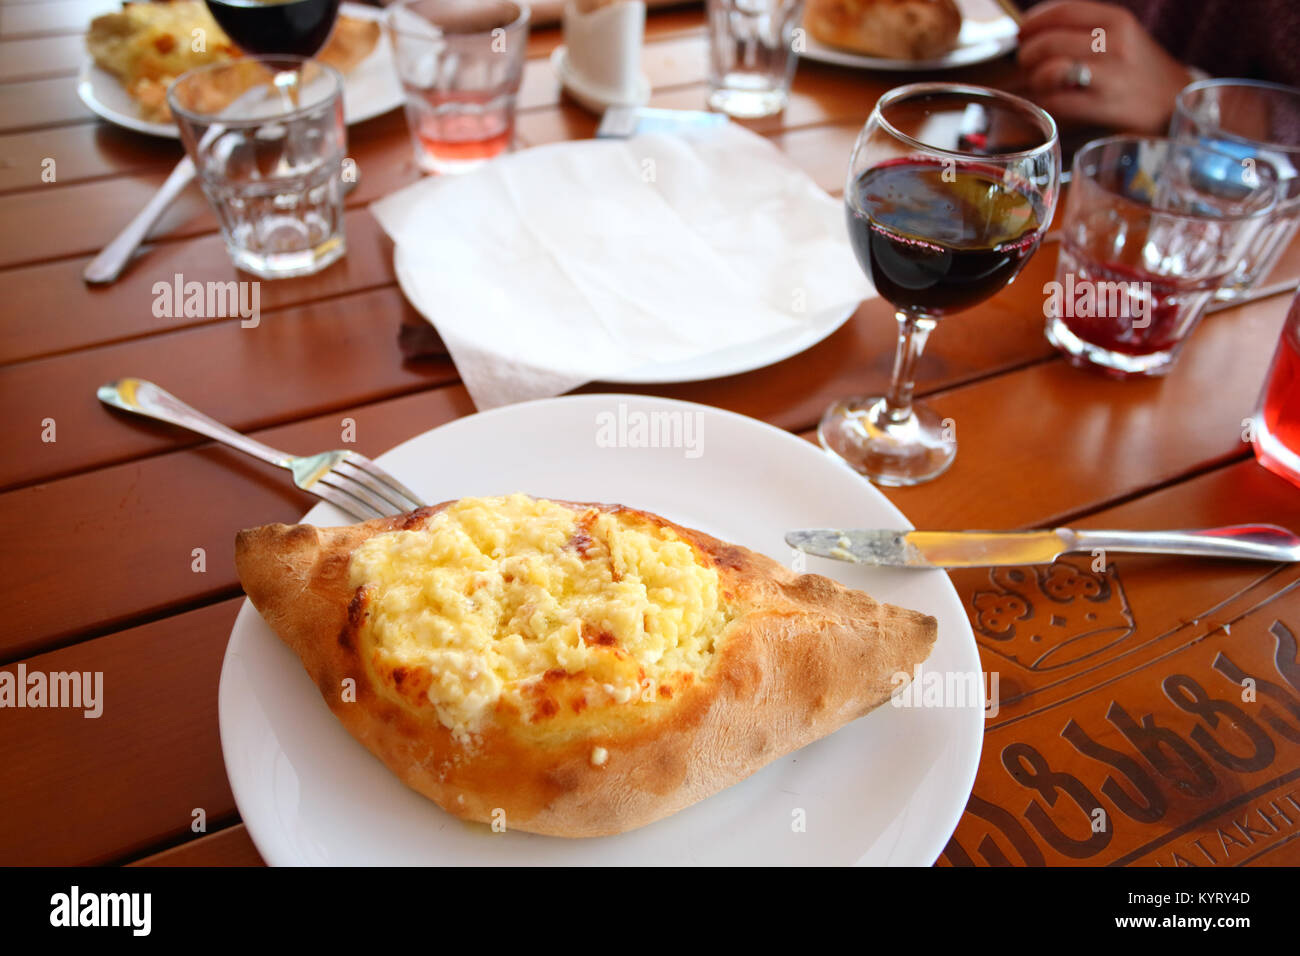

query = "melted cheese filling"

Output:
[[348, 494, 731, 742]]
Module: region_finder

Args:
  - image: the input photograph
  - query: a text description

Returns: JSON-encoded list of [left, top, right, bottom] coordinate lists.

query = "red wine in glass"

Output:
[[206, 0, 342, 56], [846, 159, 1045, 317], [818, 84, 1059, 486], [1052, 255, 1192, 358]]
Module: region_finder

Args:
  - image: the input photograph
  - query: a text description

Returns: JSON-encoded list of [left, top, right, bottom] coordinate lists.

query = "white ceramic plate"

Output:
[[76, 3, 403, 138], [219, 394, 983, 866], [800, 0, 1018, 72], [393, 245, 858, 384]]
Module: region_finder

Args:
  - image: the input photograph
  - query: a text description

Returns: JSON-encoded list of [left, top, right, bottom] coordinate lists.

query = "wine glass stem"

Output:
[[881, 310, 936, 424]]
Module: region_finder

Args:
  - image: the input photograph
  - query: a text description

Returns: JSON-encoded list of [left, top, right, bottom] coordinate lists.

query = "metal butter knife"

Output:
[[785, 525, 1300, 568]]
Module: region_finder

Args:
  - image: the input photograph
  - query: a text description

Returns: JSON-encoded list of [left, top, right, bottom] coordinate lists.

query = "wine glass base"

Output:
[[818, 397, 957, 487]]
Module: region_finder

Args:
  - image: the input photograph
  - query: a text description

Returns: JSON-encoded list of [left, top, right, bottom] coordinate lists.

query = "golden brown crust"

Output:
[[804, 0, 962, 60], [234, 500, 938, 837]]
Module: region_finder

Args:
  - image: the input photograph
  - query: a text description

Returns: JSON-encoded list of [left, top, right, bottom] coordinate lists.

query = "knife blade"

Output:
[[784, 528, 1074, 568], [784, 525, 1300, 568]]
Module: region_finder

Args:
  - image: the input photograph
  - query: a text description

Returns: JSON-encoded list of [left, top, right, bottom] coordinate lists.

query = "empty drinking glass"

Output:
[[387, 0, 530, 175], [1171, 79, 1300, 300], [1045, 135, 1279, 377], [169, 57, 347, 278], [706, 0, 804, 119]]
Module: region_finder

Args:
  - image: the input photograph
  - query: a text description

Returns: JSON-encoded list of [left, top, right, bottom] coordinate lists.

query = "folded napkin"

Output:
[[371, 122, 871, 409]]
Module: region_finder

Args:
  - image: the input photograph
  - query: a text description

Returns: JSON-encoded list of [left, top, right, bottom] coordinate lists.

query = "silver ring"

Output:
[[1064, 61, 1093, 89]]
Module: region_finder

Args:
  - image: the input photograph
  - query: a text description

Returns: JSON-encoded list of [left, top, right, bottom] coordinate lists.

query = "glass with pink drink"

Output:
[[1253, 289, 1300, 488]]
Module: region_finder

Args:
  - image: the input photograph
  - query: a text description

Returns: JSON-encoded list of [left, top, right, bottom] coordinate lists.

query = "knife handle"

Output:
[[1067, 525, 1299, 563]]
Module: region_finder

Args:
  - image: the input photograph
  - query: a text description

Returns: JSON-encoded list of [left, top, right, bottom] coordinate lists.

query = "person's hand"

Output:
[[1017, 0, 1196, 132]]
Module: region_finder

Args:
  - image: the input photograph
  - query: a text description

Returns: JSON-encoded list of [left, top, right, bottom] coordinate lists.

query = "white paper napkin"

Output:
[[371, 122, 872, 409]]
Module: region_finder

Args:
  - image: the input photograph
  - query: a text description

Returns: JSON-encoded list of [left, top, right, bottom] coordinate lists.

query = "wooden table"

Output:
[[2, 0, 1298, 868]]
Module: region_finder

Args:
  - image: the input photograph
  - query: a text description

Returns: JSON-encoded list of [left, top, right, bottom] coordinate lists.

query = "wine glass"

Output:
[[205, 0, 342, 56], [819, 83, 1060, 486]]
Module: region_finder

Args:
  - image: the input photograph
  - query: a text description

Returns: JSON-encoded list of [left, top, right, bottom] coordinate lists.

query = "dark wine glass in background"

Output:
[[205, 0, 342, 56], [819, 83, 1060, 486]]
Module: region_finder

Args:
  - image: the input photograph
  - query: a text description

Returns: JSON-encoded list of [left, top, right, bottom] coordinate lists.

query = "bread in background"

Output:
[[805, 0, 963, 60]]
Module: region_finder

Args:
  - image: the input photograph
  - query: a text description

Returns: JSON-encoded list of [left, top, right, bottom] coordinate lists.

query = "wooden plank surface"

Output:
[[128, 825, 265, 867], [1, 1, 1297, 869]]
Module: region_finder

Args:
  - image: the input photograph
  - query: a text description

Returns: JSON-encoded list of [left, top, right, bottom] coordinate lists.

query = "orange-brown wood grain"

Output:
[[0, 598, 242, 866], [0, 34, 84, 82], [0, 208, 399, 364], [128, 825, 266, 867], [1, 2, 1297, 869], [0, 285, 457, 490]]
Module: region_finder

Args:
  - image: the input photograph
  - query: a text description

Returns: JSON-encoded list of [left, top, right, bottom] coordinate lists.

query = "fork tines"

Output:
[[314, 453, 426, 522]]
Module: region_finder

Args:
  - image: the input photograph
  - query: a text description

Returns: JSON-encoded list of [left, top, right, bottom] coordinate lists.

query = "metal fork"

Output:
[[97, 378, 426, 522]]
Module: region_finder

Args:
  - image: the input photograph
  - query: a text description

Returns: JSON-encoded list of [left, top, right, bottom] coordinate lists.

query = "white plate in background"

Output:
[[800, 0, 1018, 72], [77, 3, 403, 138]]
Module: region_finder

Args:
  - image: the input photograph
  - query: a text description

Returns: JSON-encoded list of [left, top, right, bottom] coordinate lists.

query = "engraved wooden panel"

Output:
[[1, 1, 1297, 869], [942, 461, 1300, 866]]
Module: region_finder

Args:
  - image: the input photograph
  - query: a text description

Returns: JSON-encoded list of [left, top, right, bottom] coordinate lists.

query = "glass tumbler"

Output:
[[168, 56, 347, 279], [1171, 79, 1300, 300], [706, 0, 804, 119], [1045, 136, 1279, 377], [387, 0, 530, 175], [1252, 288, 1300, 489]]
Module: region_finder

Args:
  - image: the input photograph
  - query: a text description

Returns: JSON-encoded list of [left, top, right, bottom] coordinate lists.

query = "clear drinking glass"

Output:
[[706, 0, 804, 119], [168, 57, 347, 279], [819, 83, 1060, 486], [1045, 136, 1279, 378], [1252, 288, 1300, 489], [387, 0, 530, 175], [1171, 79, 1300, 300]]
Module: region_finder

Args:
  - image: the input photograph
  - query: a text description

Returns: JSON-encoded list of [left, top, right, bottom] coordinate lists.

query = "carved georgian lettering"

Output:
[[1105, 701, 1218, 797], [1212, 651, 1300, 743], [1002, 742, 1112, 857], [1270, 620, 1300, 693], [1164, 674, 1275, 773], [1060, 718, 1165, 823], [957, 794, 1048, 866]]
